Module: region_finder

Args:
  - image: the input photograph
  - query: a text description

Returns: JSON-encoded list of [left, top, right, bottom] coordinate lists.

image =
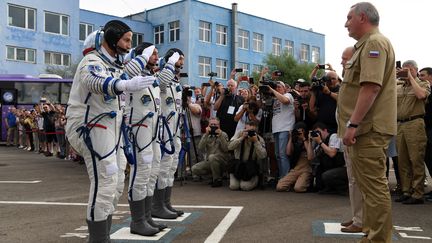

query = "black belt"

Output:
[[397, 114, 424, 123]]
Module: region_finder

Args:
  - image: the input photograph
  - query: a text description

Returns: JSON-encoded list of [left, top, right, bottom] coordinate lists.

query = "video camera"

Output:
[[311, 75, 331, 92], [258, 79, 278, 95], [182, 85, 195, 108]]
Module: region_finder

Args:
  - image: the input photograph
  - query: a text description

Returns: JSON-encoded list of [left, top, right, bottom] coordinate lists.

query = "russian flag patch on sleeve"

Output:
[[368, 50, 380, 58]]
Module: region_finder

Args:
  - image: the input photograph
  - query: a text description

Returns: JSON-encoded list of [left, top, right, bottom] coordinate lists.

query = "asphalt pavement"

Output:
[[0, 145, 431, 243]]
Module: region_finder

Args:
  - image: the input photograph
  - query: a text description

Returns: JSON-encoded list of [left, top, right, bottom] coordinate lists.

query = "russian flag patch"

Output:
[[368, 50, 380, 58]]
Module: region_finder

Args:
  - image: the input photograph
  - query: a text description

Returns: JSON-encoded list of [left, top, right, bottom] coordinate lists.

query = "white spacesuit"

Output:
[[152, 49, 185, 219], [65, 20, 154, 242]]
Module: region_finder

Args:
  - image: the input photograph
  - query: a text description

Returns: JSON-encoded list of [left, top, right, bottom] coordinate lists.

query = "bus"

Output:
[[0, 74, 73, 141]]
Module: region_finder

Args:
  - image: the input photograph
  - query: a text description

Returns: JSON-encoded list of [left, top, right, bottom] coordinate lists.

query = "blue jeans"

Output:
[[274, 131, 291, 178]]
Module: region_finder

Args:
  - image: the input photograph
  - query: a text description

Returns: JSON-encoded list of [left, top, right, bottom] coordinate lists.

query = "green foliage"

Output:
[[262, 50, 323, 86]]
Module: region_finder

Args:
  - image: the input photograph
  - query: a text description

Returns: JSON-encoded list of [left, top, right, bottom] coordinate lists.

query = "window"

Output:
[[199, 56, 211, 77], [285, 40, 294, 56], [45, 12, 69, 35], [311, 46, 320, 63], [6, 46, 36, 63], [169, 21, 180, 42], [199, 21, 211, 42], [154, 25, 164, 45], [79, 23, 94, 41], [237, 62, 249, 75], [238, 29, 249, 50], [8, 4, 35, 30], [44, 51, 71, 66], [216, 59, 228, 79], [301, 44, 310, 62], [216, 25, 227, 45], [272, 37, 282, 56], [253, 33, 263, 52], [132, 33, 144, 47], [253, 64, 263, 74]]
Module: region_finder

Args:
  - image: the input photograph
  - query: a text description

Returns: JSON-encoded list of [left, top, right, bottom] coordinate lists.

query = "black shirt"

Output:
[[216, 94, 244, 139]]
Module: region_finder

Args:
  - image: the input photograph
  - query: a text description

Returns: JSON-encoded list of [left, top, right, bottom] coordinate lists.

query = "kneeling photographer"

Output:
[[228, 121, 267, 191], [276, 122, 313, 192], [309, 68, 340, 134], [308, 122, 347, 195], [191, 117, 231, 187]]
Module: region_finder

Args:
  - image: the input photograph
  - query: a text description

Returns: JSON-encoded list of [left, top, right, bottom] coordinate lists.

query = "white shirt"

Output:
[[271, 93, 295, 133], [235, 104, 263, 133]]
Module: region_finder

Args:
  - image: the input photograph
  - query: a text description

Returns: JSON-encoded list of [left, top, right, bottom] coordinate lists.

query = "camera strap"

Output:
[[240, 139, 255, 162]]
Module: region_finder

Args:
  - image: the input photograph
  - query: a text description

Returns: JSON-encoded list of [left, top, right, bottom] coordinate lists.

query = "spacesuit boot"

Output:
[[151, 188, 178, 219], [107, 214, 112, 239], [129, 199, 160, 236], [145, 196, 167, 230], [164, 186, 184, 216], [86, 219, 111, 243]]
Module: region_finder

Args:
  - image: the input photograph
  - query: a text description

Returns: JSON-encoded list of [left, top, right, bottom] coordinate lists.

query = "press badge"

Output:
[[227, 106, 235, 115]]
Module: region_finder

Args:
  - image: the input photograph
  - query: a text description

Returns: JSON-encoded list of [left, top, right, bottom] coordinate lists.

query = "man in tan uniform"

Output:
[[338, 2, 396, 242], [394, 60, 430, 204]]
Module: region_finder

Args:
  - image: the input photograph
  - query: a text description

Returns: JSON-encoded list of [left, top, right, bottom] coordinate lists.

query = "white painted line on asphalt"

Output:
[[394, 226, 423, 231], [110, 227, 171, 240], [0, 201, 242, 243], [0, 180, 41, 184], [324, 223, 364, 235], [204, 206, 243, 243], [399, 233, 431, 240]]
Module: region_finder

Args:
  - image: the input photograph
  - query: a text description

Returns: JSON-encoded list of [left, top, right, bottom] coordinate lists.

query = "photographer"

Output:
[[228, 121, 267, 191], [268, 81, 295, 179], [214, 79, 244, 139], [234, 96, 262, 134], [308, 122, 347, 194], [309, 70, 340, 133], [292, 81, 315, 129], [276, 122, 313, 192], [191, 117, 231, 187]]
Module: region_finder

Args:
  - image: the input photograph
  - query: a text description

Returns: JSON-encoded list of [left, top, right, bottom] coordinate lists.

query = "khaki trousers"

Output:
[[343, 145, 363, 227], [347, 131, 392, 243]]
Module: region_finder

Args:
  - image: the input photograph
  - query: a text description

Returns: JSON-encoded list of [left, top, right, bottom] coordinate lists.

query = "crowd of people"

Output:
[[3, 2, 432, 242]]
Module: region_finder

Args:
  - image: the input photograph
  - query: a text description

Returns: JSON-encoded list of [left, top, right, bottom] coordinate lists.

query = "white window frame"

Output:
[[284, 40, 294, 56], [6, 46, 36, 63], [44, 51, 71, 66], [169, 20, 180, 42], [199, 56, 211, 77], [44, 11, 69, 36], [272, 37, 282, 56], [238, 29, 249, 50], [154, 25, 164, 45], [199, 21, 211, 43], [237, 62, 249, 75], [253, 64, 263, 74], [301, 44, 310, 62], [79, 23, 94, 41], [216, 59, 228, 79], [311, 46, 320, 63], [216, 25, 227, 46], [7, 4, 36, 30], [253, 33, 264, 53], [132, 33, 144, 47]]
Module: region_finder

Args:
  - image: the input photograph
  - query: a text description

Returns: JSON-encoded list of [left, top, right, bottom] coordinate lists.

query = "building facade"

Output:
[[1, 0, 324, 87]]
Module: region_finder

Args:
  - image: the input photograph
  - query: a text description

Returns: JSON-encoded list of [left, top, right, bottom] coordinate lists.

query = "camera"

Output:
[[310, 130, 321, 138], [397, 70, 409, 79], [209, 125, 218, 136], [247, 130, 256, 137], [179, 72, 188, 78], [396, 61, 402, 69], [208, 72, 217, 77], [318, 64, 326, 69], [223, 87, 230, 95], [202, 82, 211, 87], [259, 79, 278, 94], [272, 70, 284, 77], [311, 76, 331, 92], [235, 68, 243, 72]]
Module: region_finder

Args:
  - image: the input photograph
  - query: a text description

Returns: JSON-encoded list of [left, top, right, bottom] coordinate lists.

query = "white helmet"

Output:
[[82, 30, 103, 56]]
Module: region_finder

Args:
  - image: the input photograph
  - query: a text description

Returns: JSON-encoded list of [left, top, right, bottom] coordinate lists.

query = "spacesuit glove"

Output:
[[141, 45, 156, 62], [167, 52, 180, 66], [116, 76, 156, 92]]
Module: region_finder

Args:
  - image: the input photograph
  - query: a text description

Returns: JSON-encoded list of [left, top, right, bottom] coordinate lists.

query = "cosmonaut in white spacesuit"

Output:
[[65, 20, 154, 242]]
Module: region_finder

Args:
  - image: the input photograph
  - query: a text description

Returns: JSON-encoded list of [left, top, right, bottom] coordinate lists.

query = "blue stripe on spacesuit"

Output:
[[102, 76, 113, 96], [136, 57, 145, 70]]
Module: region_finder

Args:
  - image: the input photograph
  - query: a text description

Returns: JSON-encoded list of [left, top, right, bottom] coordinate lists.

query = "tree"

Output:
[[254, 50, 325, 86], [45, 63, 78, 79]]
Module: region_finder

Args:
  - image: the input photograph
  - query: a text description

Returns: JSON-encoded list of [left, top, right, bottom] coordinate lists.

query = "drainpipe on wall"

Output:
[[231, 3, 238, 72]]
